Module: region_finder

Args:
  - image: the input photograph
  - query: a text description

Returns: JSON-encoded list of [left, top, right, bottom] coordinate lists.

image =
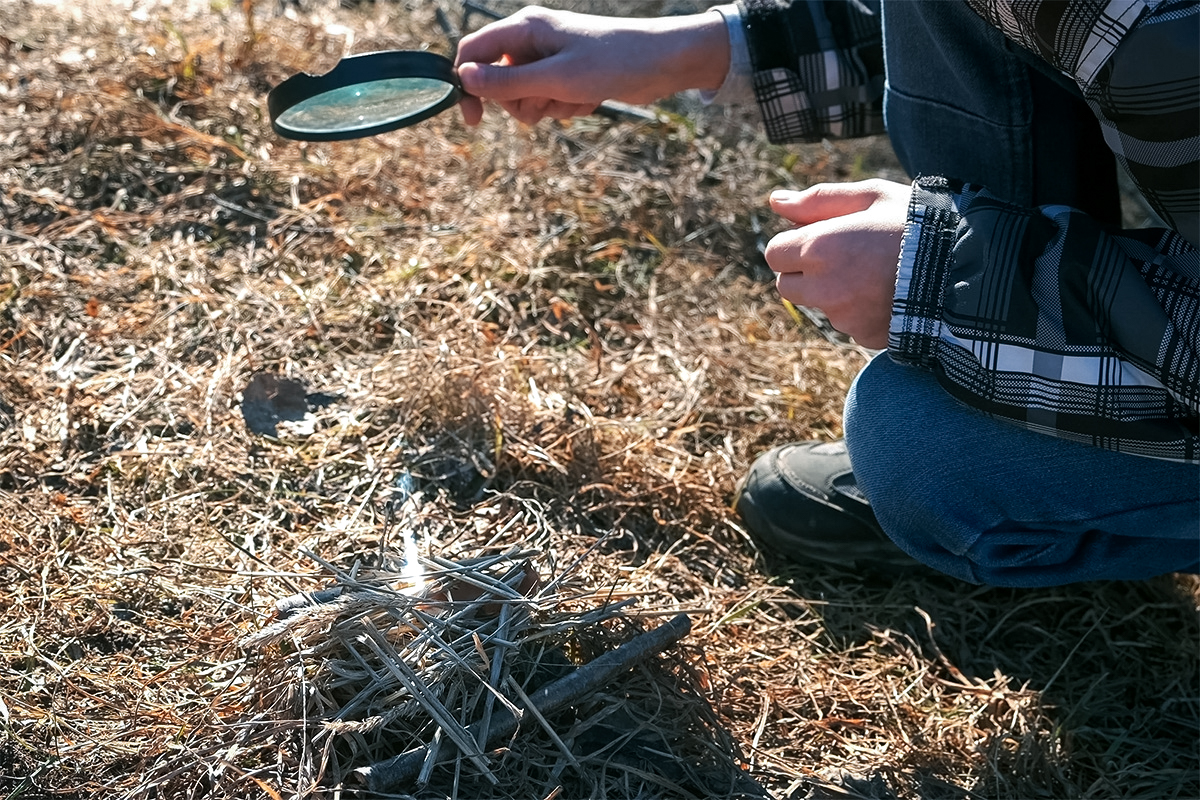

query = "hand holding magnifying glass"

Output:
[[267, 8, 731, 140]]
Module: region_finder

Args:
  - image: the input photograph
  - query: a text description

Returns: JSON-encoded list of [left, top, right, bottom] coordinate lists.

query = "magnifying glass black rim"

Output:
[[268, 50, 462, 142]]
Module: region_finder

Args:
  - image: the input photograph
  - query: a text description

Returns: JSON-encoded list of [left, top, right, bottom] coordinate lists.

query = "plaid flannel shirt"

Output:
[[737, 0, 1200, 462]]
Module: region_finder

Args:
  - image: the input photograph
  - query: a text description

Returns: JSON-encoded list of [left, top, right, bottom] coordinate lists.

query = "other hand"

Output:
[[764, 179, 911, 349]]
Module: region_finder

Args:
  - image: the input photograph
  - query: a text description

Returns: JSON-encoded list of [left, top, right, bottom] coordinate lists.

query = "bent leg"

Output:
[[843, 354, 1200, 587]]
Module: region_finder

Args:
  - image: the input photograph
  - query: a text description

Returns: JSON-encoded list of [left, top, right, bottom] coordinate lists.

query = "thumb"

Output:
[[457, 60, 561, 101], [770, 182, 884, 225]]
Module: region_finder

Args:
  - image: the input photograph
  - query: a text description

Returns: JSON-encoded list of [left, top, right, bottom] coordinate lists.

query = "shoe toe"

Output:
[[736, 440, 917, 570]]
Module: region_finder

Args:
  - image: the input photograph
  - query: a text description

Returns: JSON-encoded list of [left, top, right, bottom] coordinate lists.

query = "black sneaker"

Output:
[[734, 440, 919, 570]]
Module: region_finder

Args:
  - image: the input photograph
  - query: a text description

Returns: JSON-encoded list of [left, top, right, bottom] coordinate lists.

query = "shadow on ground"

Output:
[[761, 558, 1200, 799]]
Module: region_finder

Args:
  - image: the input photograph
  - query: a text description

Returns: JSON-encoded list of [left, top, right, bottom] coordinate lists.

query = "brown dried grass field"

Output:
[[1, 1, 1197, 798]]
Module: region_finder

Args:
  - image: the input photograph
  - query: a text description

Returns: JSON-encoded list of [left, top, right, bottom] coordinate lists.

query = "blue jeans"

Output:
[[838, 2, 1199, 587], [845, 354, 1199, 587]]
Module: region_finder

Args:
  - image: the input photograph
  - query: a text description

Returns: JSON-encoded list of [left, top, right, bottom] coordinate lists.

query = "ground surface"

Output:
[[1, 1, 1197, 798]]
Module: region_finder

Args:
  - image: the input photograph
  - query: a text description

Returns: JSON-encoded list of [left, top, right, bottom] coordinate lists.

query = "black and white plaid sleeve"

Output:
[[891, 176, 1199, 463], [736, 0, 886, 143]]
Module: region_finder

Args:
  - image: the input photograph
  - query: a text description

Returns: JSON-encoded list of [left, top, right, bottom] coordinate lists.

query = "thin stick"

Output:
[[503, 673, 582, 773], [474, 602, 512, 753]]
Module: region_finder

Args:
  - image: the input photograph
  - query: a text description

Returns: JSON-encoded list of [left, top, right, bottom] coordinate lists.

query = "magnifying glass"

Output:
[[267, 50, 462, 141]]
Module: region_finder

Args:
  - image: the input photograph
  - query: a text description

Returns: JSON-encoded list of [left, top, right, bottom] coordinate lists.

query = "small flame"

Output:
[[399, 527, 425, 596], [390, 471, 426, 596]]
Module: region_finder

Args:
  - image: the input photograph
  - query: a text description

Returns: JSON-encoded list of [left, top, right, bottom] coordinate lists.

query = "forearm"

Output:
[[624, 11, 731, 100]]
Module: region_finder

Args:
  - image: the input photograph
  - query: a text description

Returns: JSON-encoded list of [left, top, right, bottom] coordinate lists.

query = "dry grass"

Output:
[[1, 1, 1196, 798]]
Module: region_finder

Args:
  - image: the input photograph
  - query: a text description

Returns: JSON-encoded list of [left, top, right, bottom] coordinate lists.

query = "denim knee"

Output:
[[842, 355, 985, 581], [843, 354, 1200, 587]]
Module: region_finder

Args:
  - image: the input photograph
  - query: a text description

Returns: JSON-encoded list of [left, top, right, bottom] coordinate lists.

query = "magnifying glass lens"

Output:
[[268, 51, 463, 141], [275, 77, 455, 137]]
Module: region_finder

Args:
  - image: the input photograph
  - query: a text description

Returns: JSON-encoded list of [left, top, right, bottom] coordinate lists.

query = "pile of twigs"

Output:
[[136, 483, 753, 799]]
